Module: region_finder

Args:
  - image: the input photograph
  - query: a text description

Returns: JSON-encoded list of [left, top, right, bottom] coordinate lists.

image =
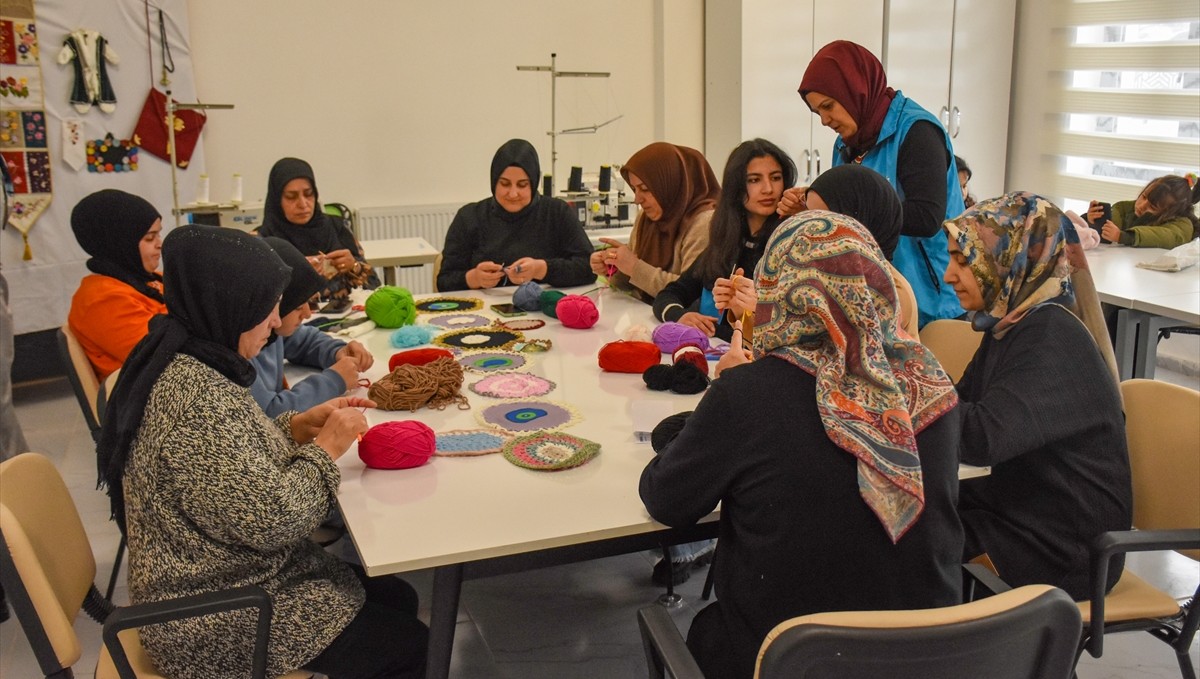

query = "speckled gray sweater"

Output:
[[124, 354, 364, 678]]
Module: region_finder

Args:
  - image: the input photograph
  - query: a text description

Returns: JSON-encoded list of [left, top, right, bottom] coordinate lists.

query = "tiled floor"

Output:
[[3, 374, 1197, 678]]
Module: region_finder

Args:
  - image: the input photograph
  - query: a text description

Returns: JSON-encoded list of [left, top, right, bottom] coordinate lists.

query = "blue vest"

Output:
[[833, 91, 965, 326]]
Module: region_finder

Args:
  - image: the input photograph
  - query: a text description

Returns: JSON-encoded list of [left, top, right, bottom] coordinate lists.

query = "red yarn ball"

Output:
[[672, 344, 709, 377], [598, 341, 662, 373], [388, 348, 455, 371], [556, 294, 599, 329], [358, 420, 436, 470]]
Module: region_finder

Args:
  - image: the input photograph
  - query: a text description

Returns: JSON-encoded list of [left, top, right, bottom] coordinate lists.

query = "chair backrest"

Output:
[[323, 202, 356, 239], [96, 369, 121, 425], [0, 453, 98, 672], [888, 264, 921, 341], [1120, 378, 1200, 558], [919, 319, 983, 382], [56, 324, 102, 436], [755, 585, 1081, 679], [432, 253, 444, 292]]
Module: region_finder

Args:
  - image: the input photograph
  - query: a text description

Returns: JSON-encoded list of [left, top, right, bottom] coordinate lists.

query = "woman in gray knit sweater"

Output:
[[97, 225, 426, 679]]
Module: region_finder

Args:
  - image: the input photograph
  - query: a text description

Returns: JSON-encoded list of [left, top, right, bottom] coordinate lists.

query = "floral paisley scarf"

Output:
[[753, 211, 958, 542]]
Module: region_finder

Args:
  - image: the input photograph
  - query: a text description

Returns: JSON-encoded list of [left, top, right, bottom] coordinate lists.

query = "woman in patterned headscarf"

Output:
[[640, 211, 963, 679], [944, 192, 1131, 601], [591, 142, 720, 301]]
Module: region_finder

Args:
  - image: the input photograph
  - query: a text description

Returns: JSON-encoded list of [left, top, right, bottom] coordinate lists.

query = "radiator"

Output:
[[355, 203, 461, 294]]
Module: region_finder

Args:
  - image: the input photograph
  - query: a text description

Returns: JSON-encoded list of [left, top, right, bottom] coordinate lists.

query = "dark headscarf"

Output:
[[97, 226, 291, 530], [809, 164, 902, 260], [263, 236, 326, 314], [620, 143, 720, 271], [71, 189, 164, 302], [258, 157, 345, 255], [798, 40, 896, 154], [489, 139, 542, 223]]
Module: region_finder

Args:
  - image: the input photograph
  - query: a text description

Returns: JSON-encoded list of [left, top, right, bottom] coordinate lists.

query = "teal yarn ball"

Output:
[[365, 286, 416, 328], [539, 290, 567, 318]]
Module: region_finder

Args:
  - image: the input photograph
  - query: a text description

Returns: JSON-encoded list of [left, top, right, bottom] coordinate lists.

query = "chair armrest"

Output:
[[962, 562, 1012, 600], [1085, 528, 1200, 658], [102, 585, 273, 679], [637, 605, 705, 679]]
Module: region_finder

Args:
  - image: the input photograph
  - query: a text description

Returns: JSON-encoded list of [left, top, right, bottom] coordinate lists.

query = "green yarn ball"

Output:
[[539, 290, 566, 318], [364, 286, 416, 328]]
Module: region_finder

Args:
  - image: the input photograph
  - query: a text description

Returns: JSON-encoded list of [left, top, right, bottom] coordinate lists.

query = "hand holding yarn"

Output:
[[504, 257, 546, 285], [324, 248, 357, 273], [466, 261, 506, 289], [291, 396, 375, 453], [314, 407, 371, 461], [598, 238, 638, 275], [330, 356, 360, 391], [715, 320, 753, 379], [336, 340, 374, 371], [712, 267, 757, 316]]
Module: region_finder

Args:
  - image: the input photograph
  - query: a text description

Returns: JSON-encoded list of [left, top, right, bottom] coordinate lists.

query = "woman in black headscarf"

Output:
[[67, 189, 167, 380], [257, 157, 379, 302], [437, 138, 595, 291], [98, 226, 427, 679]]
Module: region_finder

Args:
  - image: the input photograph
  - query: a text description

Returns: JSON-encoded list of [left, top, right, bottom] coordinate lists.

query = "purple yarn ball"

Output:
[[651, 322, 710, 354]]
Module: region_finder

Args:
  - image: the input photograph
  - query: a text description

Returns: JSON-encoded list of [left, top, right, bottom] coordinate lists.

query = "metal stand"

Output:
[[165, 92, 234, 226], [516, 53, 618, 196]]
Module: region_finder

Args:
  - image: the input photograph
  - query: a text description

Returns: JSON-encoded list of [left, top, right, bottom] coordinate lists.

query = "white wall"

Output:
[[186, 0, 706, 211]]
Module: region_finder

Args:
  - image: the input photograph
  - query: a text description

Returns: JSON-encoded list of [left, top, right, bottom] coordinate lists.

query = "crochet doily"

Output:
[[469, 372, 556, 399], [457, 351, 528, 373], [425, 313, 493, 329], [434, 327, 525, 350], [435, 428, 514, 457], [501, 431, 600, 471], [476, 399, 581, 433], [415, 297, 483, 313], [495, 318, 546, 331]]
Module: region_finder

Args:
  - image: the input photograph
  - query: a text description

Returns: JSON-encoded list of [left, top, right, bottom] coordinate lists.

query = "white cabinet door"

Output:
[[884, 0, 955, 121]]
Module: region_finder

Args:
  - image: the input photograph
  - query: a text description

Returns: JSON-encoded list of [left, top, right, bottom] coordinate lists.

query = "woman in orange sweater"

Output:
[[67, 190, 167, 380]]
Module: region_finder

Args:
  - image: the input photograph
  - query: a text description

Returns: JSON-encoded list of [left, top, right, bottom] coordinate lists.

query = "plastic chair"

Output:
[[919, 318, 983, 382], [638, 584, 1081, 679], [0, 452, 312, 679], [432, 253, 444, 292], [323, 201, 356, 238], [1077, 378, 1200, 679], [56, 325, 102, 442], [889, 264, 921, 342]]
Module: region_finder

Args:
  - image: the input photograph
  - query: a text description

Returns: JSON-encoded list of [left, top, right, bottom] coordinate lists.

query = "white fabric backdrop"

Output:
[[3, 0, 203, 334]]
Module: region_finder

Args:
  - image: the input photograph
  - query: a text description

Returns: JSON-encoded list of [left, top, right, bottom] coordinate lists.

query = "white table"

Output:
[[326, 285, 987, 679], [360, 237, 441, 286], [585, 226, 633, 247], [1085, 244, 1200, 378]]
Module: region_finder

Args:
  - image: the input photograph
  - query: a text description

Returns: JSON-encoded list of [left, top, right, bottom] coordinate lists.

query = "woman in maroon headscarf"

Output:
[[779, 40, 966, 328], [591, 142, 720, 302]]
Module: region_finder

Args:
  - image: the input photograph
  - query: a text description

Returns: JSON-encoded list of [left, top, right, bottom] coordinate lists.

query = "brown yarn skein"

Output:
[[369, 357, 470, 411]]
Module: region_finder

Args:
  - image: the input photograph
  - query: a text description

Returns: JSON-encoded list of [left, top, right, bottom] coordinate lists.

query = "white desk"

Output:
[[585, 226, 633, 247], [360, 237, 441, 286], [1085, 244, 1200, 379], [322, 286, 987, 679]]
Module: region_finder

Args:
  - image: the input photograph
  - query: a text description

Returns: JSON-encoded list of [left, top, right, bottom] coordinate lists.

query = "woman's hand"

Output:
[[714, 321, 753, 378], [589, 249, 610, 276], [776, 186, 810, 216], [325, 249, 357, 274], [465, 261, 506, 289], [505, 258, 547, 285], [713, 268, 757, 316], [677, 312, 718, 337], [1100, 221, 1122, 243], [313, 407, 370, 461], [598, 238, 638, 275], [1086, 200, 1105, 223], [329, 356, 360, 390], [290, 396, 375, 446], [336, 341, 374, 371]]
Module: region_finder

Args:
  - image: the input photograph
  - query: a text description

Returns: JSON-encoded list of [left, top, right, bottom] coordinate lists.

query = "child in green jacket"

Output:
[[1089, 174, 1199, 248]]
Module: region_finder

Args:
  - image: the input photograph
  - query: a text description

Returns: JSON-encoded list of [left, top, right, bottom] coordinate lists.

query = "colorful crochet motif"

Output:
[[495, 318, 546, 331], [457, 351, 528, 373], [435, 428, 514, 457], [469, 372, 556, 399], [425, 313, 492, 329], [477, 399, 580, 433], [501, 431, 600, 471], [434, 327, 525, 350], [415, 297, 483, 314]]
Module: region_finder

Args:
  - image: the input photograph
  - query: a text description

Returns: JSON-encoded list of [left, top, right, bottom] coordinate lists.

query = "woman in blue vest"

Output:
[[785, 40, 965, 327]]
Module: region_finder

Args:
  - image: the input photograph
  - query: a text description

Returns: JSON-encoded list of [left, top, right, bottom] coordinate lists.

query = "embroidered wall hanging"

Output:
[[86, 132, 137, 173], [435, 428, 514, 457], [425, 313, 492, 329], [501, 431, 600, 471], [469, 373, 556, 399], [415, 297, 483, 314], [477, 399, 581, 434], [0, 0, 51, 259], [457, 351, 528, 373], [434, 327, 524, 350]]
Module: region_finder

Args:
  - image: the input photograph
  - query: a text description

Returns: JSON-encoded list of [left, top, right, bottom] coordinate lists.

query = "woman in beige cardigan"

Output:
[[592, 142, 719, 301]]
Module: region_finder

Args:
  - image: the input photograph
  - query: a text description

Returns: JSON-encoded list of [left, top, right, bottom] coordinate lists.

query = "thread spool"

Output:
[[652, 322, 711, 354], [568, 166, 584, 193], [598, 165, 612, 192], [231, 173, 243, 203], [196, 174, 210, 203], [365, 286, 416, 328], [556, 295, 598, 329], [358, 420, 436, 470], [543, 174, 553, 197], [598, 340, 661, 373]]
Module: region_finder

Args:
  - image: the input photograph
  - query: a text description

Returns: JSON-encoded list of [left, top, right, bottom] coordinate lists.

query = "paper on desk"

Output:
[[631, 399, 684, 444], [1137, 239, 1199, 272]]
